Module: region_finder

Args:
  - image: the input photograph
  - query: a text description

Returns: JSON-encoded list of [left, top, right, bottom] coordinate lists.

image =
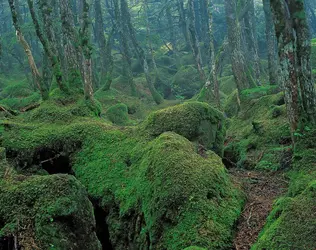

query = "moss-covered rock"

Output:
[[105, 103, 130, 125], [0, 167, 101, 249], [224, 90, 290, 170], [142, 101, 225, 155], [224, 90, 239, 118], [1, 101, 243, 250], [74, 132, 243, 250]]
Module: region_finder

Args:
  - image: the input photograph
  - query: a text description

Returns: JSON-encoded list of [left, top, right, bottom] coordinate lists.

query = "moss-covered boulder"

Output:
[[143, 101, 225, 155], [105, 103, 130, 125], [0, 167, 100, 249], [1, 102, 243, 249], [74, 132, 243, 250]]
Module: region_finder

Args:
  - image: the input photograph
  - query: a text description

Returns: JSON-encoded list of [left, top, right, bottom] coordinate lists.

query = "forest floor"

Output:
[[229, 168, 288, 250]]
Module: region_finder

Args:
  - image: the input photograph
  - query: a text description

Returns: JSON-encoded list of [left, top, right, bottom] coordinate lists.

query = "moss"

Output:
[[225, 91, 290, 170], [172, 65, 202, 98], [224, 90, 239, 118], [142, 101, 225, 155], [1, 80, 33, 98], [219, 75, 236, 95], [253, 184, 316, 250], [184, 247, 207, 250], [2, 101, 243, 250], [105, 103, 130, 126], [74, 131, 243, 249], [0, 171, 101, 249], [0, 92, 41, 110]]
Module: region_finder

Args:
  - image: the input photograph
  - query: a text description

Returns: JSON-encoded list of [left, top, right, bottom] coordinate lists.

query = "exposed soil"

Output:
[[230, 169, 288, 250]]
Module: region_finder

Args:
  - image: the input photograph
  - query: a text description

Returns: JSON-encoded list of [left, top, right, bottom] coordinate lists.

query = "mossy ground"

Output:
[[1, 99, 243, 249], [225, 85, 316, 249], [224, 86, 290, 170]]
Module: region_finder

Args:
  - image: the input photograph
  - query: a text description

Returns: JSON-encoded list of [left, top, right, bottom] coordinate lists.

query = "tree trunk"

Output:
[[225, 0, 253, 93], [243, 0, 261, 85], [262, 0, 279, 85], [8, 0, 48, 99], [290, 0, 316, 124], [270, 0, 299, 134], [81, 0, 94, 101], [27, 0, 68, 94]]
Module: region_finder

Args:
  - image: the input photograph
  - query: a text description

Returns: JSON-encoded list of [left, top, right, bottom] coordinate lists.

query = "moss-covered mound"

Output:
[[224, 88, 290, 170], [1, 101, 243, 250], [0, 161, 100, 249], [143, 101, 225, 155], [0, 80, 41, 110], [105, 103, 130, 125], [74, 132, 243, 249]]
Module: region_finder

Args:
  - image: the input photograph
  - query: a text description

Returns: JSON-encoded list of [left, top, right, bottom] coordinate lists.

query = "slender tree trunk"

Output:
[[27, 0, 68, 93], [81, 0, 94, 101], [8, 0, 47, 99], [176, 0, 189, 48], [262, 0, 279, 85], [225, 0, 253, 93], [207, 0, 220, 107], [243, 0, 261, 85], [188, 0, 205, 82]]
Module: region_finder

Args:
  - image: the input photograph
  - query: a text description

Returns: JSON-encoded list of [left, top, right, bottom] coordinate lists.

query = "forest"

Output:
[[0, 0, 315, 249]]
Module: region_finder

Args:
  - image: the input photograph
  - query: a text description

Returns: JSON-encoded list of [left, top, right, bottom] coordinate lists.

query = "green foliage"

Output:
[[0, 92, 40, 110], [105, 103, 130, 125], [142, 101, 225, 155]]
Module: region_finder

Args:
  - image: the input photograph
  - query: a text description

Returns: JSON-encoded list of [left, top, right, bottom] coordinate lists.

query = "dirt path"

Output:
[[229, 169, 288, 250]]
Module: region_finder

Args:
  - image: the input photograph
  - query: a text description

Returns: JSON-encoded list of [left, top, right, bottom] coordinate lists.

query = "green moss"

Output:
[[224, 90, 239, 118], [253, 184, 316, 250], [0, 92, 41, 110], [1, 101, 243, 250], [0, 172, 101, 249], [74, 131, 243, 249], [105, 103, 130, 125], [219, 76, 236, 95], [225, 91, 290, 170], [184, 247, 207, 250], [1, 80, 33, 98], [172, 66, 202, 97], [142, 101, 225, 155]]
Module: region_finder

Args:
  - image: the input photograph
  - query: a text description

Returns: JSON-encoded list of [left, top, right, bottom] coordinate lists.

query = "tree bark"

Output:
[[262, 0, 279, 85], [225, 0, 254, 93], [8, 0, 47, 99]]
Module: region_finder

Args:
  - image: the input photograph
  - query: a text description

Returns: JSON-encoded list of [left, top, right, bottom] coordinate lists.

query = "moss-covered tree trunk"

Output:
[[27, 0, 68, 94], [95, 0, 113, 91], [243, 0, 261, 85], [225, 0, 254, 93], [270, 0, 300, 134], [188, 0, 205, 82], [8, 0, 48, 100], [60, 0, 83, 90], [290, 0, 316, 124], [176, 0, 189, 48], [262, 0, 279, 85], [80, 0, 94, 101], [207, 0, 220, 108], [113, 0, 136, 96]]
